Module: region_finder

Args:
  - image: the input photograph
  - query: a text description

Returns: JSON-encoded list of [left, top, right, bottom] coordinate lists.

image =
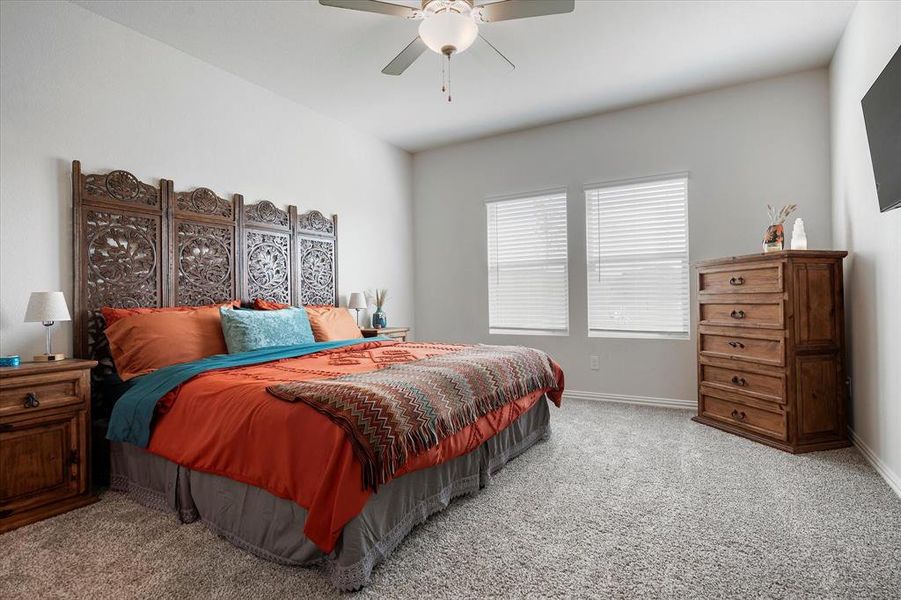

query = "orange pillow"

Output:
[[102, 301, 239, 327], [305, 306, 363, 341], [105, 306, 228, 380], [252, 299, 336, 312], [252, 298, 290, 311]]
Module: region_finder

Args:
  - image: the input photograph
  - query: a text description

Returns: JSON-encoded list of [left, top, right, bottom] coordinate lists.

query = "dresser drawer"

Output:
[[700, 332, 784, 367], [700, 364, 785, 403], [700, 302, 783, 329], [0, 371, 84, 418], [700, 394, 787, 440], [699, 264, 782, 294]]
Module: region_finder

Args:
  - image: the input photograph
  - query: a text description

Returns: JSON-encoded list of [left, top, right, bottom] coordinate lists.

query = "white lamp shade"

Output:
[[24, 291, 71, 322], [348, 292, 368, 310], [418, 11, 478, 55]]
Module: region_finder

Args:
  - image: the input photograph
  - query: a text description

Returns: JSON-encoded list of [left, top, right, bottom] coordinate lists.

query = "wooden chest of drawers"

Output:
[[0, 359, 98, 532], [693, 251, 849, 453]]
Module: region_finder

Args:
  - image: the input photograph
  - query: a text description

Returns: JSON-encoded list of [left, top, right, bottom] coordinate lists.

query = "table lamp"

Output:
[[24, 291, 71, 361], [348, 292, 367, 327]]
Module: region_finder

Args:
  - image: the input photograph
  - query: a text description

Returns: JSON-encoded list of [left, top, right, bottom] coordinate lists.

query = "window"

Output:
[[585, 174, 689, 339], [487, 190, 568, 335]]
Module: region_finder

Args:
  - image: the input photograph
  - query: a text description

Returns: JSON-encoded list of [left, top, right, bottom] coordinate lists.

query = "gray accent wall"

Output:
[[413, 69, 833, 401], [829, 1, 901, 493]]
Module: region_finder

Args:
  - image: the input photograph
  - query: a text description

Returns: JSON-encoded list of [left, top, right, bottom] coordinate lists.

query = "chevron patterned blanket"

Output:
[[267, 344, 563, 491]]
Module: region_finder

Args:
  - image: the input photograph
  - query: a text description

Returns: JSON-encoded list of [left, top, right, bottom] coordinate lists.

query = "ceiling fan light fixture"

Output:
[[418, 11, 478, 56]]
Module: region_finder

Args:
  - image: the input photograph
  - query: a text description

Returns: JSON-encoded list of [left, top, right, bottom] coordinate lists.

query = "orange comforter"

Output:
[[146, 340, 563, 552]]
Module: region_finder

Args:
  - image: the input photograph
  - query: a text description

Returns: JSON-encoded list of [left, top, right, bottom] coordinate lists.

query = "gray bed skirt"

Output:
[[110, 396, 552, 591]]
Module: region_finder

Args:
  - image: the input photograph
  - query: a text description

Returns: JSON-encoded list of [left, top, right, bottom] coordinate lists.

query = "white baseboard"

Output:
[[848, 427, 901, 500], [562, 389, 695, 410]]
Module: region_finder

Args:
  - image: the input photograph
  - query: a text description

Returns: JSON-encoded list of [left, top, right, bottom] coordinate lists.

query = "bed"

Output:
[[71, 161, 563, 590]]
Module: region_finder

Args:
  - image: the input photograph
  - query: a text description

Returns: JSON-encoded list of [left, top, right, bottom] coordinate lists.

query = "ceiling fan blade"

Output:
[[477, 0, 575, 23], [381, 36, 428, 76], [318, 0, 416, 18], [477, 34, 515, 71]]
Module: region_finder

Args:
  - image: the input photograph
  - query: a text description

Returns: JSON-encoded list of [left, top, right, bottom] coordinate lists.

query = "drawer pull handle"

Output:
[[730, 310, 745, 319], [24, 392, 40, 408], [728, 341, 745, 349], [731, 376, 747, 386], [729, 276, 745, 286], [730, 409, 746, 421]]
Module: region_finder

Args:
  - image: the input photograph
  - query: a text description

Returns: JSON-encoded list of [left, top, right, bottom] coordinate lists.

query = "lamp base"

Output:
[[33, 353, 66, 362]]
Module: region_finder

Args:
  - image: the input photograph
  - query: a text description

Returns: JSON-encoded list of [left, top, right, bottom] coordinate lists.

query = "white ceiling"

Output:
[[75, 0, 855, 152]]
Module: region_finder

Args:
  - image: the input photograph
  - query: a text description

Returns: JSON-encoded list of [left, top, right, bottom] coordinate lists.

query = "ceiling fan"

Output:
[[319, 0, 575, 101]]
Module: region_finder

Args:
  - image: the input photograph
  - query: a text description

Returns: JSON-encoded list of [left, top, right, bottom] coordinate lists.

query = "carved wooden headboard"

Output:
[[71, 160, 338, 389]]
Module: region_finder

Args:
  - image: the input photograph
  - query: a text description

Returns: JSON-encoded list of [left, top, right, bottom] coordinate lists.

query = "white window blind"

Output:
[[586, 175, 689, 338], [487, 191, 569, 335]]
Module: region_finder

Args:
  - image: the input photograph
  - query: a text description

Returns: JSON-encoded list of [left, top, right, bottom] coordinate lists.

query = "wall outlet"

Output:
[[589, 355, 600, 370]]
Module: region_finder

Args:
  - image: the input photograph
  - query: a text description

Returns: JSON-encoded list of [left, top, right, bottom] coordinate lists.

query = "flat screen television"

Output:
[[861, 46, 901, 213]]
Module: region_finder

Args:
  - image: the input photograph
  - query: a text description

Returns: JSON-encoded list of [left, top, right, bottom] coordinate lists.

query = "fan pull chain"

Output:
[[441, 54, 446, 94], [446, 53, 452, 103]]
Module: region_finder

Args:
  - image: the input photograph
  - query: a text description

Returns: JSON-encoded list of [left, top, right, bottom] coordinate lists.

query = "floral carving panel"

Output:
[[297, 210, 334, 236], [86, 210, 159, 310], [176, 188, 233, 219], [84, 210, 160, 370], [84, 170, 159, 207], [177, 222, 235, 305], [245, 201, 289, 229], [246, 231, 291, 304], [299, 238, 336, 306]]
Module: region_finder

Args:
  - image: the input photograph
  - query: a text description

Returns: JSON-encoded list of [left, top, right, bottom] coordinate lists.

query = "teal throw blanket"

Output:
[[107, 338, 387, 448]]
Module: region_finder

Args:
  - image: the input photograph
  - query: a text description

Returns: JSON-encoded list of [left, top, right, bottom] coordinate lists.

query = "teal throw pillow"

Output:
[[219, 306, 315, 353]]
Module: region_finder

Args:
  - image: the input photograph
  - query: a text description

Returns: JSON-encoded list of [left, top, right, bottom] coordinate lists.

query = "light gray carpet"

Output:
[[2, 399, 899, 599]]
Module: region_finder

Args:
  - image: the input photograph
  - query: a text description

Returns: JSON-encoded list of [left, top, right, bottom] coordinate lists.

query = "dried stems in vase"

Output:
[[763, 204, 797, 252], [766, 204, 797, 226], [365, 288, 388, 310]]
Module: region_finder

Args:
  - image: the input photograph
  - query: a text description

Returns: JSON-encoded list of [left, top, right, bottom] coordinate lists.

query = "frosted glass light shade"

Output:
[[348, 292, 367, 310], [24, 291, 71, 322], [418, 12, 478, 55]]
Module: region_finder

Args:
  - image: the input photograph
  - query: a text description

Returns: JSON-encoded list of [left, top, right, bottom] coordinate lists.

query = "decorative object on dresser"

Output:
[[790, 218, 808, 250], [762, 204, 797, 252], [366, 288, 388, 328], [361, 327, 410, 342], [694, 250, 849, 453], [0, 359, 98, 533], [24, 291, 71, 362], [348, 292, 367, 327]]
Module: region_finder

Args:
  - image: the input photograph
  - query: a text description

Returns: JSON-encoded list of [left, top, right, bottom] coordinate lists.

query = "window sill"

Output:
[[588, 330, 690, 341], [489, 328, 569, 337]]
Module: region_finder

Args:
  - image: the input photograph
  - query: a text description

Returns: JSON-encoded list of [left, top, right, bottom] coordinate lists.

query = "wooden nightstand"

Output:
[[361, 327, 410, 342], [0, 359, 98, 532]]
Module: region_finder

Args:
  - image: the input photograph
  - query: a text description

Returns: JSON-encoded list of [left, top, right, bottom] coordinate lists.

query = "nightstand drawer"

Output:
[[0, 371, 85, 417]]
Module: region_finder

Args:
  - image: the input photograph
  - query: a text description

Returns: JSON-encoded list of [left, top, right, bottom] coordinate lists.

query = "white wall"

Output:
[[829, 1, 901, 492], [0, 1, 413, 358], [413, 70, 833, 399]]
